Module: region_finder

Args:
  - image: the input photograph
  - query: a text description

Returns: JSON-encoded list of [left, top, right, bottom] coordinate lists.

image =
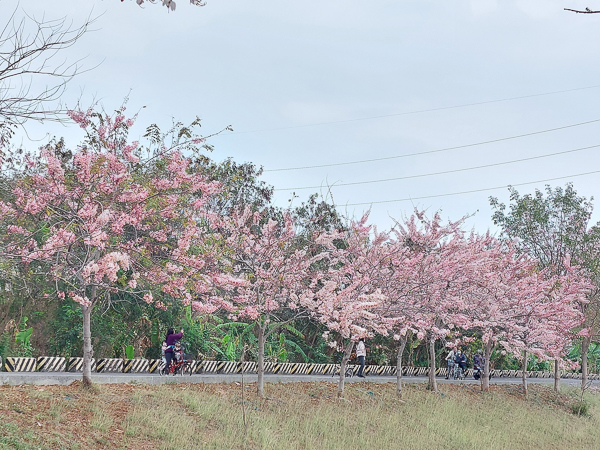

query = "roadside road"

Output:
[[0, 372, 588, 387]]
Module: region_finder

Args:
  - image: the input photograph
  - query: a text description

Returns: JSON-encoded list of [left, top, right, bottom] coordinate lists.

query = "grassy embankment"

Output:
[[0, 381, 599, 449]]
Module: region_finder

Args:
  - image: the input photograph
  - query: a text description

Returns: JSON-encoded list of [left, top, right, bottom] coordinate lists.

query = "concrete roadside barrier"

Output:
[[96, 358, 123, 373], [68, 357, 96, 372], [200, 360, 219, 374], [216, 361, 237, 374], [123, 359, 149, 373], [2, 354, 599, 380], [4, 357, 36, 372], [148, 359, 161, 373], [37, 357, 66, 372], [238, 361, 257, 373]]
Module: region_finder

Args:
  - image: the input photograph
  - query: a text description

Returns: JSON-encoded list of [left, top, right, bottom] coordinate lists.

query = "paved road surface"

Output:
[[0, 372, 589, 387]]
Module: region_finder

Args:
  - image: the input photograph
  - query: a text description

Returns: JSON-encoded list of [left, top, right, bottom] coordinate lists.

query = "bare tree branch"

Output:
[[564, 8, 600, 13], [0, 5, 97, 126]]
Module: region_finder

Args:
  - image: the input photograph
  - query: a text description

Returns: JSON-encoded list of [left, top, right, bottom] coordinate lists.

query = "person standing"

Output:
[[164, 328, 184, 373], [356, 338, 366, 378], [474, 350, 484, 369], [445, 347, 457, 379]]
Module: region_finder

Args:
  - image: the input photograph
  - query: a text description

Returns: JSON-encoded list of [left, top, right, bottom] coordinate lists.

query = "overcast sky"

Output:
[[3, 0, 600, 232]]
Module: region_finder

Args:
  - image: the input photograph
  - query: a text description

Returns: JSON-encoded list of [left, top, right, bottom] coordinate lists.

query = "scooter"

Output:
[[473, 365, 492, 380]]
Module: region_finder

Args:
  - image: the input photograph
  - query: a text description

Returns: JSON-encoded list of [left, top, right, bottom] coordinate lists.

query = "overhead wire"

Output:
[[265, 118, 600, 172], [229, 84, 600, 136], [343, 170, 600, 206], [275, 143, 600, 191]]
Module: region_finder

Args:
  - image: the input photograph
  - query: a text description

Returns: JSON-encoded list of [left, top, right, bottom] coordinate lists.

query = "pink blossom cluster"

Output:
[[0, 107, 231, 315]]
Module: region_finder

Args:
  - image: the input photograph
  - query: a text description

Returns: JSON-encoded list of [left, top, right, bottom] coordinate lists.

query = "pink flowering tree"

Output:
[[213, 207, 327, 398], [380, 237, 425, 399], [0, 107, 228, 385], [465, 236, 550, 393], [511, 260, 587, 396], [390, 212, 473, 392], [464, 234, 587, 394], [460, 235, 535, 393], [301, 214, 394, 398]]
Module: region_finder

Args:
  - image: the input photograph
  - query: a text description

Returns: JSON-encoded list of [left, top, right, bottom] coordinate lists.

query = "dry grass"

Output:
[[0, 381, 599, 449]]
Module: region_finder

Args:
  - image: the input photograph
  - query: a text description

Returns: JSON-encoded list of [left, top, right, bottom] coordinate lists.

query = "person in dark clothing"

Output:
[[454, 350, 467, 375], [473, 350, 484, 369], [164, 328, 184, 373]]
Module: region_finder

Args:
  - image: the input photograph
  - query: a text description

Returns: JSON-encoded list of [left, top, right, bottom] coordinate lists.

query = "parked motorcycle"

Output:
[[473, 365, 492, 380]]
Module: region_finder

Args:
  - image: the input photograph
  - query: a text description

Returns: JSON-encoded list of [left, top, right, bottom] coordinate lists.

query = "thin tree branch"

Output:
[[564, 8, 600, 13]]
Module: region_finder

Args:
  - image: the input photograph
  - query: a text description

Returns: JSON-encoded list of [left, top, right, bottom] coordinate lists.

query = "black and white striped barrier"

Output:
[[149, 359, 161, 374], [4, 357, 36, 372], [304, 364, 326, 375], [239, 361, 257, 373], [372, 365, 396, 376], [187, 360, 199, 374], [68, 357, 96, 372], [216, 361, 238, 374], [37, 357, 66, 372], [1, 355, 599, 380], [289, 362, 316, 375], [123, 359, 149, 373], [96, 358, 123, 373], [320, 364, 337, 375], [197, 360, 217, 373]]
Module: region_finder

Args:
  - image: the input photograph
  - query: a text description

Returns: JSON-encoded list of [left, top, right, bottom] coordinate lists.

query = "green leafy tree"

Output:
[[490, 183, 600, 391]]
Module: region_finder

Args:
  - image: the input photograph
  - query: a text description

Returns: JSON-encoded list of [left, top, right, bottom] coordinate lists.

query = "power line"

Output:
[[230, 84, 600, 136], [265, 118, 600, 172], [275, 144, 600, 191], [343, 170, 600, 206]]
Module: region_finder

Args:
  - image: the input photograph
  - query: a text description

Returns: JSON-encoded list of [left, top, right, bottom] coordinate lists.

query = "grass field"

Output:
[[0, 381, 599, 449]]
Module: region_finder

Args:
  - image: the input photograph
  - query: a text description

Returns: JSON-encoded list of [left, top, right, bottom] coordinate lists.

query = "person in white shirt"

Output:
[[356, 338, 366, 378], [445, 347, 456, 379]]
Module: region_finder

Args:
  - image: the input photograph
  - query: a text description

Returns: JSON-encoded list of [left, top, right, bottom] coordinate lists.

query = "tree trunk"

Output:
[[82, 304, 93, 387], [257, 325, 266, 398], [482, 340, 493, 392], [522, 350, 528, 398], [337, 341, 355, 398], [581, 336, 591, 393], [554, 359, 560, 393], [427, 337, 438, 392], [396, 336, 407, 399]]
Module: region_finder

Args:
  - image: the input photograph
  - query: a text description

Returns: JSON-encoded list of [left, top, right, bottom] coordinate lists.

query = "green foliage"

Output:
[[490, 183, 600, 273], [195, 157, 275, 217], [526, 355, 552, 372], [572, 400, 591, 417], [212, 321, 255, 361], [568, 342, 600, 374], [13, 317, 33, 357], [264, 327, 309, 363], [0, 331, 11, 363], [47, 301, 83, 358], [14, 317, 32, 347]]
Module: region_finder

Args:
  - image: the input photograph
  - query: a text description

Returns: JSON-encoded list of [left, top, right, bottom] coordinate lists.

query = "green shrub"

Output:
[[572, 400, 591, 417]]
